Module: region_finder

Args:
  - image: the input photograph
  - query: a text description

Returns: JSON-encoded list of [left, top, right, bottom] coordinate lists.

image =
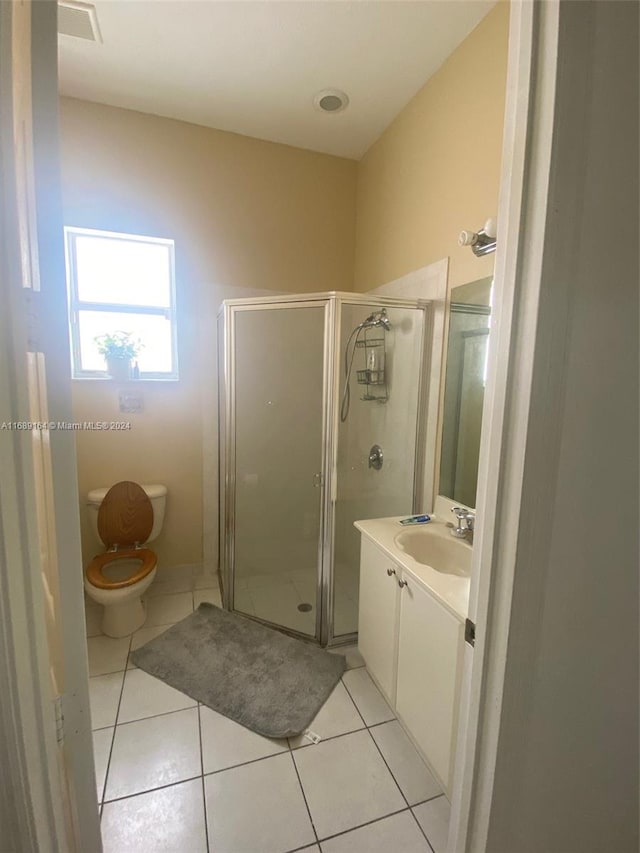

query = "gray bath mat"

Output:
[[131, 603, 346, 738]]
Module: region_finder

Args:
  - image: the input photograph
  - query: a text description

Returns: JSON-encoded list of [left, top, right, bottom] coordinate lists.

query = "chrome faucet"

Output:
[[451, 506, 475, 542]]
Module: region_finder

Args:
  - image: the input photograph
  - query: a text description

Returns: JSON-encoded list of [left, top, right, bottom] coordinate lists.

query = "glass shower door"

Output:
[[231, 303, 327, 638]]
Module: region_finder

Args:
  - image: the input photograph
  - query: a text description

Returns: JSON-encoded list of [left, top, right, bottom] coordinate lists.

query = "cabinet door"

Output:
[[357, 537, 400, 704], [396, 575, 463, 791]]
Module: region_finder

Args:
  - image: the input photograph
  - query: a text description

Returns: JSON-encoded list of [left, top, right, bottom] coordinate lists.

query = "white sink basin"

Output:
[[394, 526, 472, 576]]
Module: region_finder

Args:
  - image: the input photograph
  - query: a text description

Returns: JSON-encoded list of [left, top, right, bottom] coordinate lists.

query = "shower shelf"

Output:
[[356, 329, 388, 403], [355, 339, 384, 348], [357, 369, 386, 386]]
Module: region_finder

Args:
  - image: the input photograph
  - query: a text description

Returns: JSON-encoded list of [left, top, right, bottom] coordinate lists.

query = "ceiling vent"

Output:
[[58, 1, 102, 43], [313, 89, 349, 114]]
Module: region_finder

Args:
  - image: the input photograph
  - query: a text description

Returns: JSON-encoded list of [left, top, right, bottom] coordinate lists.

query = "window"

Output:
[[64, 227, 178, 380]]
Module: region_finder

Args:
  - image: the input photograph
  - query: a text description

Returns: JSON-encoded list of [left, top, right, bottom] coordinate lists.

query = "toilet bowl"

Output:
[[84, 481, 167, 638]]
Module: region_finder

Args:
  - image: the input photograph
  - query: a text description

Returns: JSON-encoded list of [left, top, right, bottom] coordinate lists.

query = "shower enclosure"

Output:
[[218, 292, 430, 646]]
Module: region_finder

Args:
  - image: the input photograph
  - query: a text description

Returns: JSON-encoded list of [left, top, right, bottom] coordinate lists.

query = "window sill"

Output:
[[71, 375, 180, 383]]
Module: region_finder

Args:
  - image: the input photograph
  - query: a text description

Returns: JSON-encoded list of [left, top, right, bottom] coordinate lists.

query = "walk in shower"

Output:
[[218, 292, 430, 646]]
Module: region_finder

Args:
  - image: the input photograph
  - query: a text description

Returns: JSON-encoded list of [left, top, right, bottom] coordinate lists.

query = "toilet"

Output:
[[84, 481, 167, 638]]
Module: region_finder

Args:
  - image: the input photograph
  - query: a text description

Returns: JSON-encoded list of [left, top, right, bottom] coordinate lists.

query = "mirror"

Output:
[[438, 276, 492, 509]]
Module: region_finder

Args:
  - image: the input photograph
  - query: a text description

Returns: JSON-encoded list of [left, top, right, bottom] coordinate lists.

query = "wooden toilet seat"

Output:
[[86, 549, 157, 589], [85, 481, 158, 590]]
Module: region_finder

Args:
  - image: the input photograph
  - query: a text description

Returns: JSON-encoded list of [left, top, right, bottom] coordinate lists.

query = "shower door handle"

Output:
[[312, 472, 324, 488]]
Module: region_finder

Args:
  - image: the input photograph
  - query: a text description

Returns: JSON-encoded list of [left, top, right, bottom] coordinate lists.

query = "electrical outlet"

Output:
[[118, 390, 143, 413]]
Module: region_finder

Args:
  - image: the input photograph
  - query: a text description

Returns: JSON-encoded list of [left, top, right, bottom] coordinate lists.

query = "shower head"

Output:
[[363, 310, 391, 331]]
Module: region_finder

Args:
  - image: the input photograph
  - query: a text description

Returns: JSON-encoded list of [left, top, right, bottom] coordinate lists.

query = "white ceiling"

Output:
[[58, 1, 495, 160]]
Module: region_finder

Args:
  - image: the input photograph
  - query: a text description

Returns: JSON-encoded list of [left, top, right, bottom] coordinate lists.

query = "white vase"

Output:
[[105, 356, 131, 381]]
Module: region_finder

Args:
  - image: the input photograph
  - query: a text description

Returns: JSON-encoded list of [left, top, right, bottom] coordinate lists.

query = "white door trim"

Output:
[[449, 2, 560, 849], [0, 2, 70, 846], [0, 1, 101, 850]]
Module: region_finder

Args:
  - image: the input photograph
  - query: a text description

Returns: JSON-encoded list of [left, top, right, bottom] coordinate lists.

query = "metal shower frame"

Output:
[[218, 291, 433, 647]]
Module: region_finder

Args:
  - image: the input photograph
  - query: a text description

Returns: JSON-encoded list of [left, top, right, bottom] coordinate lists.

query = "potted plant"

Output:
[[94, 331, 142, 381]]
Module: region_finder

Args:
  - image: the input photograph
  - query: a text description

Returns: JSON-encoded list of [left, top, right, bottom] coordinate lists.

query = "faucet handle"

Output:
[[451, 506, 467, 519], [464, 512, 475, 531]]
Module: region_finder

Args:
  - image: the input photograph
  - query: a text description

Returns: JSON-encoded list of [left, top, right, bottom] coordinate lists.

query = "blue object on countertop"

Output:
[[399, 514, 431, 525]]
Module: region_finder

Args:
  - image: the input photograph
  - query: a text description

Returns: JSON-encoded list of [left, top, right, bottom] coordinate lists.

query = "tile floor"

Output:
[[235, 567, 318, 636], [234, 565, 361, 640], [86, 568, 450, 853]]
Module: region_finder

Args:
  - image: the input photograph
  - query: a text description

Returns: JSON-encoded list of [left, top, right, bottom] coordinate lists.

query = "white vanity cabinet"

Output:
[[395, 573, 464, 790], [357, 536, 401, 705], [358, 534, 465, 793]]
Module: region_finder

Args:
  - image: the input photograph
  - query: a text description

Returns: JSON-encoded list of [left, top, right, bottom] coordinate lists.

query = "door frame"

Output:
[[448, 2, 557, 848], [449, 1, 638, 849], [0, 1, 101, 850]]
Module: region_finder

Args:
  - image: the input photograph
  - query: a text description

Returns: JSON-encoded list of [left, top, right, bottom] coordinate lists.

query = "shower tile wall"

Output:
[[333, 304, 424, 637]]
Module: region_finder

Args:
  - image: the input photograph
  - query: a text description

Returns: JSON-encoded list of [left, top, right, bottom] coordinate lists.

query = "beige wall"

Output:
[[61, 3, 509, 568], [353, 2, 509, 292], [59, 98, 357, 566]]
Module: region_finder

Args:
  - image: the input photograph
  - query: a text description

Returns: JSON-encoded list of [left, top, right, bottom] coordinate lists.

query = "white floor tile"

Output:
[[289, 681, 364, 749], [105, 708, 200, 800], [287, 568, 317, 585], [328, 645, 366, 670], [332, 594, 359, 638], [370, 721, 442, 805], [244, 572, 288, 590], [85, 604, 103, 638], [101, 778, 207, 853], [147, 571, 194, 597], [289, 568, 317, 602], [293, 729, 405, 839], [128, 624, 172, 668], [233, 587, 256, 615], [118, 668, 196, 724], [204, 752, 315, 853], [87, 635, 130, 677], [89, 672, 124, 730], [194, 571, 218, 590], [412, 796, 451, 853], [145, 591, 193, 627], [320, 810, 431, 853], [251, 582, 315, 635], [130, 623, 171, 653], [200, 706, 288, 773], [92, 727, 113, 801], [193, 588, 222, 609], [154, 563, 195, 582], [341, 668, 395, 726]]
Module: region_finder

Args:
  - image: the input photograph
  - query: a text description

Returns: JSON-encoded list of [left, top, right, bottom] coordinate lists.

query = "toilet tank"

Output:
[[87, 484, 168, 544]]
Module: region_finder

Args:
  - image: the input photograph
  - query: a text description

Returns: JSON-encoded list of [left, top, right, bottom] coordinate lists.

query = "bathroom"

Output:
[[2, 1, 637, 852], [65, 3, 502, 853], [59, 2, 505, 848]]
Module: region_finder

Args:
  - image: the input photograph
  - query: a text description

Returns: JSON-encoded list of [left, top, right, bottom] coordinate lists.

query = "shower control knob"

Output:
[[398, 579, 408, 589], [368, 444, 383, 470], [386, 567, 396, 577]]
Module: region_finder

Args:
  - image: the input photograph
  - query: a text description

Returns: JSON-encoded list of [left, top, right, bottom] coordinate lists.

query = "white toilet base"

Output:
[[101, 597, 146, 638], [84, 565, 157, 638]]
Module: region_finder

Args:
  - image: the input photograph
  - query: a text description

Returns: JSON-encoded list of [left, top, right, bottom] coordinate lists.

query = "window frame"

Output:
[[64, 226, 179, 381]]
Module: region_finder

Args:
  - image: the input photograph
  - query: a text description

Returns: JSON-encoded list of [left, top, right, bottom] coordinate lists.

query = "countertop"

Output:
[[354, 516, 471, 621]]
